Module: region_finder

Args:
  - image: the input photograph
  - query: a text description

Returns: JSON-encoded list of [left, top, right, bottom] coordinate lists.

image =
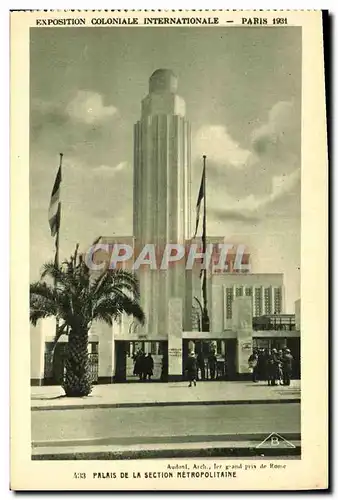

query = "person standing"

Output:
[[282, 348, 294, 386], [270, 348, 279, 386], [208, 351, 217, 380], [144, 353, 154, 381], [261, 348, 269, 382], [197, 351, 205, 381], [134, 351, 146, 381], [257, 349, 266, 381], [266, 349, 276, 386], [160, 352, 168, 382], [140, 352, 147, 380], [276, 349, 284, 385], [185, 351, 197, 387], [133, 350, 142, 380], [248, 349, 259, 382]]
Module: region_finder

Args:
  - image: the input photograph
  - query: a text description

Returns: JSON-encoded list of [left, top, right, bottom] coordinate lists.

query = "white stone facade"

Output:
[[133, 69, 191, 337]]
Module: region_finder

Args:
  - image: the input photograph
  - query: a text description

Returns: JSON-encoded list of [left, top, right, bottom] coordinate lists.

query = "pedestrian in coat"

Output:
[[261, 349, 269, 382], [185, 351, 197, 387], [257, 349, 266, 380], [266, 349, 276, 386], [144, 353, 154, 380], [208, 351, 217, 380], [160, 352, 168, 382], [282, 349, 294, 386], [134, 351, 145, 381], [197, 351, 205, 380], [276, 350, 284, 385], [133, 350, 141, 376], [248, 349, 259, 382], [270, 348, 280, 386]]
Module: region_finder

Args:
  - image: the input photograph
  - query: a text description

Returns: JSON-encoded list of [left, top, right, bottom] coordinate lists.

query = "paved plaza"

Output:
[[31, 381, 301, 459], [31, 380, 301, 410]]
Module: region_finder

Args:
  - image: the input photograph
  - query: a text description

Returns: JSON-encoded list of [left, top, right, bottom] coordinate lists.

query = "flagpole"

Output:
[[201, 155, 210, 332], [54, 153, 63, 346], [54, 153, 63, 273]]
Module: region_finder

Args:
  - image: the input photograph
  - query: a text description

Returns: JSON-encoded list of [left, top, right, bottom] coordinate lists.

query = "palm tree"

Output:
[[30, 244, 145, 397]]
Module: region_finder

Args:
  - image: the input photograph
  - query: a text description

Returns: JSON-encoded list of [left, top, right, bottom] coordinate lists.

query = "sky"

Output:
[[30, 26, 301, 312]]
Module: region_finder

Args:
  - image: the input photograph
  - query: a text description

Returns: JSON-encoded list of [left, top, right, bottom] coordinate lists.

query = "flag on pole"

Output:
[[48, 164, 62, 237], [192, 164, 205, 239]]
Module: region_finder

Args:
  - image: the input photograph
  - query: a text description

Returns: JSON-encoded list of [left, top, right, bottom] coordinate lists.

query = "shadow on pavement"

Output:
[[31, 394, 67, 401]]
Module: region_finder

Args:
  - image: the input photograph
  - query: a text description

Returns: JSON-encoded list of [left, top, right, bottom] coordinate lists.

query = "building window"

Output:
[[274, 287, 282, 314], [226, 288, 234, 319], [254, 288, 262, 317], [253, 338, 269, 350], [90, 342, 99, 354], [245, 287, 252, 296], [192, 305, 201, 331], [236, 287, 243, 297], [264, 288, 272, 315]]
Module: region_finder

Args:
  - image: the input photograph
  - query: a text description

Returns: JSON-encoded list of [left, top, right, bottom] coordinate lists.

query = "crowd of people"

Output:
[[184, 350, 219, 387], [132, 348, 219, 385], [196, 351, 218, 380], [132, 346, 295, 386], [248, 347, 294, 386], [132, 351, 155, 381], [132, 350, 169, 381]]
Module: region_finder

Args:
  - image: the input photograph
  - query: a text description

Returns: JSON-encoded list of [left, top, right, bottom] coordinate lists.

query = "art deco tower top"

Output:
[[141, 68, 185, 117], [149, 69, 178, 94]]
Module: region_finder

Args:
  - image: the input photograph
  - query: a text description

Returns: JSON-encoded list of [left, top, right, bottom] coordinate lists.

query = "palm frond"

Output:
[[30, 301, 57, 325], [30, 281, 70, 326], [30, 244, 145, 331], [111, 268, 141, 298], [118, 296, 145, 325], [94, 310, 113, 326], [40, 262, 62, 281], [30, 280, 56, 298], [30, 307, 52, 326], [93, 293, 145, 326], [91, 268, 140, 299]]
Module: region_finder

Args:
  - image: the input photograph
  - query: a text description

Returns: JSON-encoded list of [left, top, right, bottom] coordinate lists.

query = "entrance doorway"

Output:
[[182, 339, 236, 381], [253, 337, 301, 379], [114, 341, 168, 382]]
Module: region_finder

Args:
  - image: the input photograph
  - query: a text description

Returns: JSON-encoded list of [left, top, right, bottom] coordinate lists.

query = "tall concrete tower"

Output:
[[133, 69, 191, 336]]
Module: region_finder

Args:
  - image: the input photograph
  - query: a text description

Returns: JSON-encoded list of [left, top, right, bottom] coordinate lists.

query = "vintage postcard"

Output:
[[10, 10, 328, 490]]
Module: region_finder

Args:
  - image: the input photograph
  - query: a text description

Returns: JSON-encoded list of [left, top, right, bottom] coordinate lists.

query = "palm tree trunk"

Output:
[[62, 327, 92, 397]]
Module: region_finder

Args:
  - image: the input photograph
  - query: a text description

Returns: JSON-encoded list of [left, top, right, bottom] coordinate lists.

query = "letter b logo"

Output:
[[270, 437, 279, 447]]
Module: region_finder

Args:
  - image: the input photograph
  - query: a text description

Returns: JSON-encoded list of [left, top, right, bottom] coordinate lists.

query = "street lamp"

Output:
[[202, 307, 210, 332], [194, 296, 210, 332], [194, 296, 203, 332]]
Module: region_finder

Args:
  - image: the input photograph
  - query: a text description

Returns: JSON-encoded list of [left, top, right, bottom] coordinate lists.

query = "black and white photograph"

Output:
[[10, 9, 328, 491]]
